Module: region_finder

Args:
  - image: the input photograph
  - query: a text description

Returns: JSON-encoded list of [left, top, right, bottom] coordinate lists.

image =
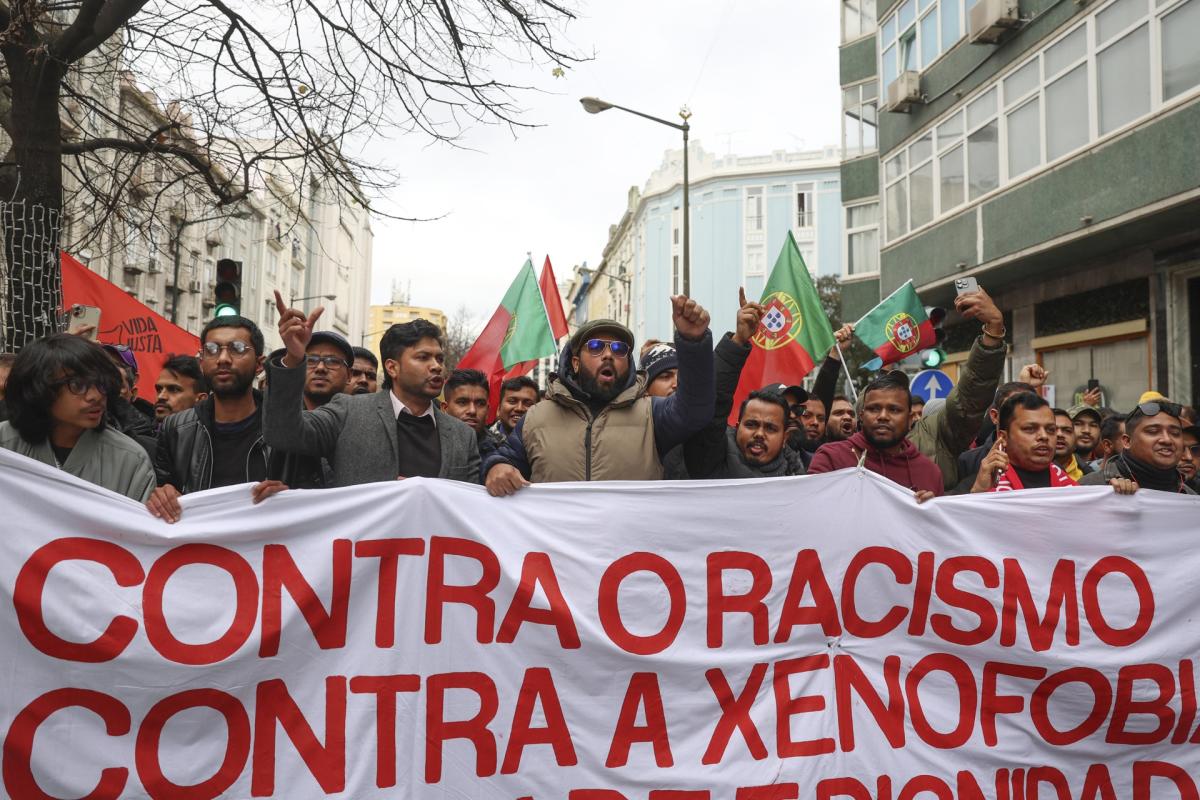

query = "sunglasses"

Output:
[[583, 339, 630, 358], [1129, 400, 1183, 421]]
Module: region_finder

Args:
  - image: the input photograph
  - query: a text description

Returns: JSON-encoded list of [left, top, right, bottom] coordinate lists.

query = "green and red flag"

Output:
[[729, 231, 835, 424], [853, 280, 935, 366], [457, 258, 558, 419]]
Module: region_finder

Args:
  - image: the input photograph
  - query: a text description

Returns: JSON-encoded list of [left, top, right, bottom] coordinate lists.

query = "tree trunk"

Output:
[[0, 41, 65, 351]]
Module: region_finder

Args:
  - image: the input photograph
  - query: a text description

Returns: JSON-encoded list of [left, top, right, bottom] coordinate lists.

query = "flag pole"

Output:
[[833, 338, 858, 404]]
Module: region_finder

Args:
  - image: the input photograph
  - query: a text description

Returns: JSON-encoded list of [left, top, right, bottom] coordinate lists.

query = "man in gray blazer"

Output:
[[264, 292, 480, 486]]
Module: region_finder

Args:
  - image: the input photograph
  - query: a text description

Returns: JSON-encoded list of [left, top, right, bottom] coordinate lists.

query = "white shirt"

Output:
[[389, 390, 437, 427]]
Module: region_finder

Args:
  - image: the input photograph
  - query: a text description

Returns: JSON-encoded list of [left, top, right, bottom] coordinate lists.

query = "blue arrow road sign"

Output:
[[910, 369, 955, 402]]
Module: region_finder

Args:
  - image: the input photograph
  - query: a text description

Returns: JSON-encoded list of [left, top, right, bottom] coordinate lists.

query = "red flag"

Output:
[[60, 252, 201, 401], [540, 256, 569, 341], [483, 257, 570, 416], [457, 259, 558, 421]]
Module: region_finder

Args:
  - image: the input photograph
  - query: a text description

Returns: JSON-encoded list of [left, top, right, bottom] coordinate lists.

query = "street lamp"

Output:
[[291, 293, 337, 306], [360, 328, 391, 346], [580, 96, 692, 297], [171, 209, 250, 324]]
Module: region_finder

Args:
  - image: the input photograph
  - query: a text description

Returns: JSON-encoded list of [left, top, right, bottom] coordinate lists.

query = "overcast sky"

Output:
[[367, 0, 841, 326]]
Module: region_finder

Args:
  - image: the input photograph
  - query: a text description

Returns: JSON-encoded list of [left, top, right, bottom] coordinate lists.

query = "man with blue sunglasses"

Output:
[[484, 295, 714, 495]]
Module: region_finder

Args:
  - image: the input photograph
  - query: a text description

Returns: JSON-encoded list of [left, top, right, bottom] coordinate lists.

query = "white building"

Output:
[[582, 143, 843, 343], [58, 75, 373, 349]]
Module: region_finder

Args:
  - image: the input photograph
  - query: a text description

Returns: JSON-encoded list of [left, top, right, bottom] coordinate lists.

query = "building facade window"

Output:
[[744, 187, 764, 231], [881, 0, 1199, 245], [795, 183, 815, 228], [881, 0, 967, 88], [744, 245, 765, 278], [842, 80, 878, 158], [842, 0, 878, 41], [845, 201, 880, 276]]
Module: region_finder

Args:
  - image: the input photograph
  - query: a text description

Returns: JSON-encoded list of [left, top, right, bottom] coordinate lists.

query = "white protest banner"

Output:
[[1, 448, 1199, 799]]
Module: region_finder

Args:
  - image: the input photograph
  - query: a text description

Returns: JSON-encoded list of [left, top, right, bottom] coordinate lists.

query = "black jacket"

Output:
[[684, 333, 806, 479], [155, 392, 271, 493]]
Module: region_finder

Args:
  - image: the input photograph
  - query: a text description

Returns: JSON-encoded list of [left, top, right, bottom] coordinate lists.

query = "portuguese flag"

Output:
[[854, 280, 935, 366], [729, 232, 835, 424], [456, 259, 558, 416]]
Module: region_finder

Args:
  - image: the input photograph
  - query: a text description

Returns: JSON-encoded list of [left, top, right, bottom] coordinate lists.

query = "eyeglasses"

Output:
[[584, 339, 630, 358], [1129, 400, 1183, 421], [306, 354, 349, 369], [52, 376, 111, 396], [788, 403, 806, 418], [200, 341, 253, 359]]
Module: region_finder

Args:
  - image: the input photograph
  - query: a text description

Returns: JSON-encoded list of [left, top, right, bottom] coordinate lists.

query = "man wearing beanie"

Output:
[[483, 296, 714, 495], [642, 343, 679, 398], [1080, 399, 1195, 494]]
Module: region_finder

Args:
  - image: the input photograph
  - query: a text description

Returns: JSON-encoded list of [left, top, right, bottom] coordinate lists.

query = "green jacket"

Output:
[[907, 335, 1007, 490], [0, 421, 156, 501]]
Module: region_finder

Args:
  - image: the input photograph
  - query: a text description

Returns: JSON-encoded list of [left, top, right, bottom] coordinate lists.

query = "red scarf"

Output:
[[990, 463, 1077, 492]]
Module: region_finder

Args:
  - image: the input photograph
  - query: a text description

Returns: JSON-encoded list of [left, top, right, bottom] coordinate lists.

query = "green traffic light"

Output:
[[921, 348, 947, 368], [214, 303, 240, 318]]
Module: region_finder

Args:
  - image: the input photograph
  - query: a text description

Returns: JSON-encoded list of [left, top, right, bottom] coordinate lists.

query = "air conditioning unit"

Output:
[[147, 259, 161, 274], [970, 0, 1021, 44], [885, 71, 923, 113], [188, 279, 202, 293]]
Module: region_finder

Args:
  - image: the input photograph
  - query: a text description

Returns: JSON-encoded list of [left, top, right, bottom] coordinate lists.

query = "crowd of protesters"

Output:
[[0, 284, 1196, 518]]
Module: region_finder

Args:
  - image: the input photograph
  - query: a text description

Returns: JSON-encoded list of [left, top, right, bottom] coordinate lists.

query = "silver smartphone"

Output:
[[954, 277, 979, 295], [67, 304, 101, 340]]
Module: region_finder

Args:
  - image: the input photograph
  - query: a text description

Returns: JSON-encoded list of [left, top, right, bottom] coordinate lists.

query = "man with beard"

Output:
[[302, 331, 353, 410], [346, 347, 379, 395], [1179, 424, 1200, 492], [687, 389, 804, 479], [1069, 404, 1102, 465], [827, 395, 856, 441], [682, 291, 806, 479], [483, 295, 714, 495], [808, 371, 943, 501], [264, 293, 480, 485], [1090, 412, 1127, 470], [152, 355, 207, 424], [803, 324, 854, 452], [800, 396, 827, 446], [267, 331, 353, 490], [1052, 407, 1092, 480], [147, 317, 286, 522], [1081, 400, 1195, 494]]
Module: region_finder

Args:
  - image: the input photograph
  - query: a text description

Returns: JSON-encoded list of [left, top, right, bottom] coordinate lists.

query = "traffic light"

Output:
[[214, 258, 242, 318], [919, 305, 947, 368]]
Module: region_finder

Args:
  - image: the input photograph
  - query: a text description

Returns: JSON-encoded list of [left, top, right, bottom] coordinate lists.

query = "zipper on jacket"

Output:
[[584, 417, 595, 481], [247, 437, 266, 484], [201, 425, 214, 490]]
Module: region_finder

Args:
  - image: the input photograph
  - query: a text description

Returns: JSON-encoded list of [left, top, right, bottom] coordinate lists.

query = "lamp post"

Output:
[[170, 209, 249, 324], [290, 292, 336, 306], [580, 97, 692, 297]]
